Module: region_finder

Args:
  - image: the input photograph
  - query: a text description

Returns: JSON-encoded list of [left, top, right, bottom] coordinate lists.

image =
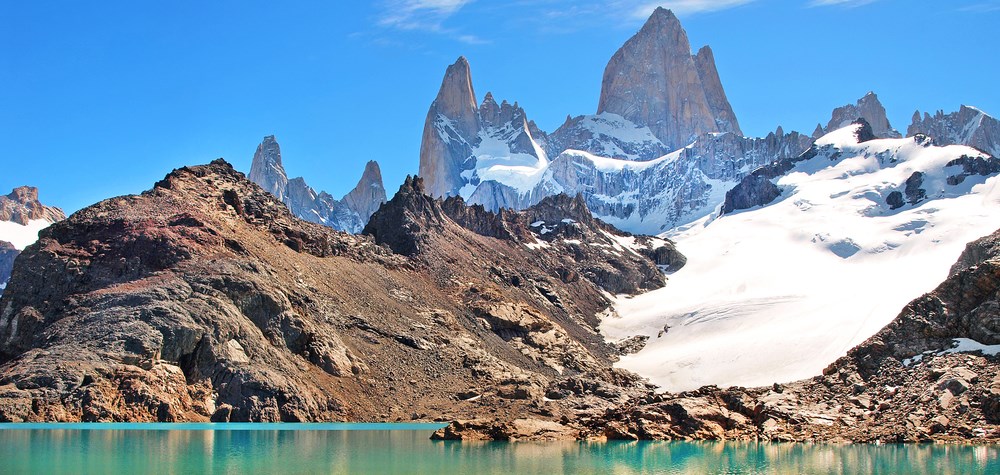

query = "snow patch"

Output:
[[0, 219, 53, 250]]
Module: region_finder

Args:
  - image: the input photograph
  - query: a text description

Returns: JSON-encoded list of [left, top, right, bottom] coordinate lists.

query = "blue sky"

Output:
[[2, 0, 998, 213]]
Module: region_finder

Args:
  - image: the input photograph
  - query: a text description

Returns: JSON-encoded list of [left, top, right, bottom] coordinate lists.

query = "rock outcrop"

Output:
[[822, 92, 901, 139], [0, 187, 65, 226], [248, 136, 386, 233], [0, 159, 679, 423], [597, 7, 741, 150], [908, 105, 1000, 158]]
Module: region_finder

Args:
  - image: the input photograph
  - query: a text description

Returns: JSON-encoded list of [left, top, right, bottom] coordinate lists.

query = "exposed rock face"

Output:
[[908, 105, 1000, 157], [822, 92, 900, 139], [0, 160, 677, 423], [248, 136, 386, 233], [0, 187, 65, 226], [597, 7, 741, 150], [417, 57, 481, 198], [0, 242, 16, 291], [546, 113, 669, 162]]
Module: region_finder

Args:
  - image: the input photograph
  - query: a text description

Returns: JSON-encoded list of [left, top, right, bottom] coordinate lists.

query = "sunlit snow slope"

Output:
[[0, 219, 52, 250], [602, 124, 1000, 392]]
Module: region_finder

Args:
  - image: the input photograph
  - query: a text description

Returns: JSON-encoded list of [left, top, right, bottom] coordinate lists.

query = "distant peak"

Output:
[[361, 160, 383, 182], [7, 186, 39, 203], [650, 6, 678, 22]]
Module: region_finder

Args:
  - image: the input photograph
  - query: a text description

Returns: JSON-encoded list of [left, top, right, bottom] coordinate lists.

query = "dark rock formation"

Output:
[[0, 242, 16, 291], [0, 159, 674, 423]]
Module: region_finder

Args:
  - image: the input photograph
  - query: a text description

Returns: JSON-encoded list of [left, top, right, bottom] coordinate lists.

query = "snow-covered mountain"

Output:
[[601, 121, 1000, 392], [0, 186, 65, 292], [417, 7, 816, 234], [248, 135, 387, 233]]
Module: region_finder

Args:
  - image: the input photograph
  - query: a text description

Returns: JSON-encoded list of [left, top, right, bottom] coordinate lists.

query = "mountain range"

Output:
[[415, 7, 998, 235]]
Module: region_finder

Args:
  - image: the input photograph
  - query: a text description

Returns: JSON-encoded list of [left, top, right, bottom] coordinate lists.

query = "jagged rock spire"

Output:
[[597, 7, 741, 150], [248, 135, 288, 201]]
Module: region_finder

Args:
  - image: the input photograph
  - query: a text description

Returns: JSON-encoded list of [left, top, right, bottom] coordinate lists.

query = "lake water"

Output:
[[0, 423, 996, 474]]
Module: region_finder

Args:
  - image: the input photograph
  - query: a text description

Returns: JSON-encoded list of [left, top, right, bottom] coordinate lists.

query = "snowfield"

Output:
[[602, 124, 1000, 392], [0, 219, 53, 250]]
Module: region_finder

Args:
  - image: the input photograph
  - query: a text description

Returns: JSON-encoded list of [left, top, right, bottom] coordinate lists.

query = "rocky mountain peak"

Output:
[[363, 176, 446, 256], [0, 186, 65, 226], [824, 91, 900, 138], [597, 8, 741, 150], [338, 160, 387, 227], [640, 6, 684, 43], [248, 135, 288, 201], [7, 186, 38, 204], [433, 56, 479, 139]]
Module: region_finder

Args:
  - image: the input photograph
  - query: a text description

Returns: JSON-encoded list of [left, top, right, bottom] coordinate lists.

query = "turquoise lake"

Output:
[[0, 423, 996, 474]]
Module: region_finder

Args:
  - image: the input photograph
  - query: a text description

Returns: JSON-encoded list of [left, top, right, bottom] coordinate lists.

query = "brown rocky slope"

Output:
[[0, 159, 681, 423]]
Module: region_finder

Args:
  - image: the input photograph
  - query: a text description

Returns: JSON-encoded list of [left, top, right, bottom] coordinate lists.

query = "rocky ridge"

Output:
[[908, 105, 1000, 158], [0, 159, 680, 423], [248, 135, 387, 233]]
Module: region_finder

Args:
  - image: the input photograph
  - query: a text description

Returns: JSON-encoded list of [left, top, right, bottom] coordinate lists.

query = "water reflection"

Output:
[[0, 428, 996, 474]]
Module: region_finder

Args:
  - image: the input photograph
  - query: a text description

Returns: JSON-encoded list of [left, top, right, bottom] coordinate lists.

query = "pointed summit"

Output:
[[248, 135, 289, 201], [432, 56, 478, 139], [824, 92, 900, 138], [419, 57, 482, 198], [694, 45, 742, 136], [597, 8, 740, 150], [340, 160, 387, 225]]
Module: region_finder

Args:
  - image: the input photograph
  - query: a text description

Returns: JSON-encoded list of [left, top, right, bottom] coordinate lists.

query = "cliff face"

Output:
[[597, 7, 741, 150], [0, 160, 678, 423], [417, 57, 481, 199]]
